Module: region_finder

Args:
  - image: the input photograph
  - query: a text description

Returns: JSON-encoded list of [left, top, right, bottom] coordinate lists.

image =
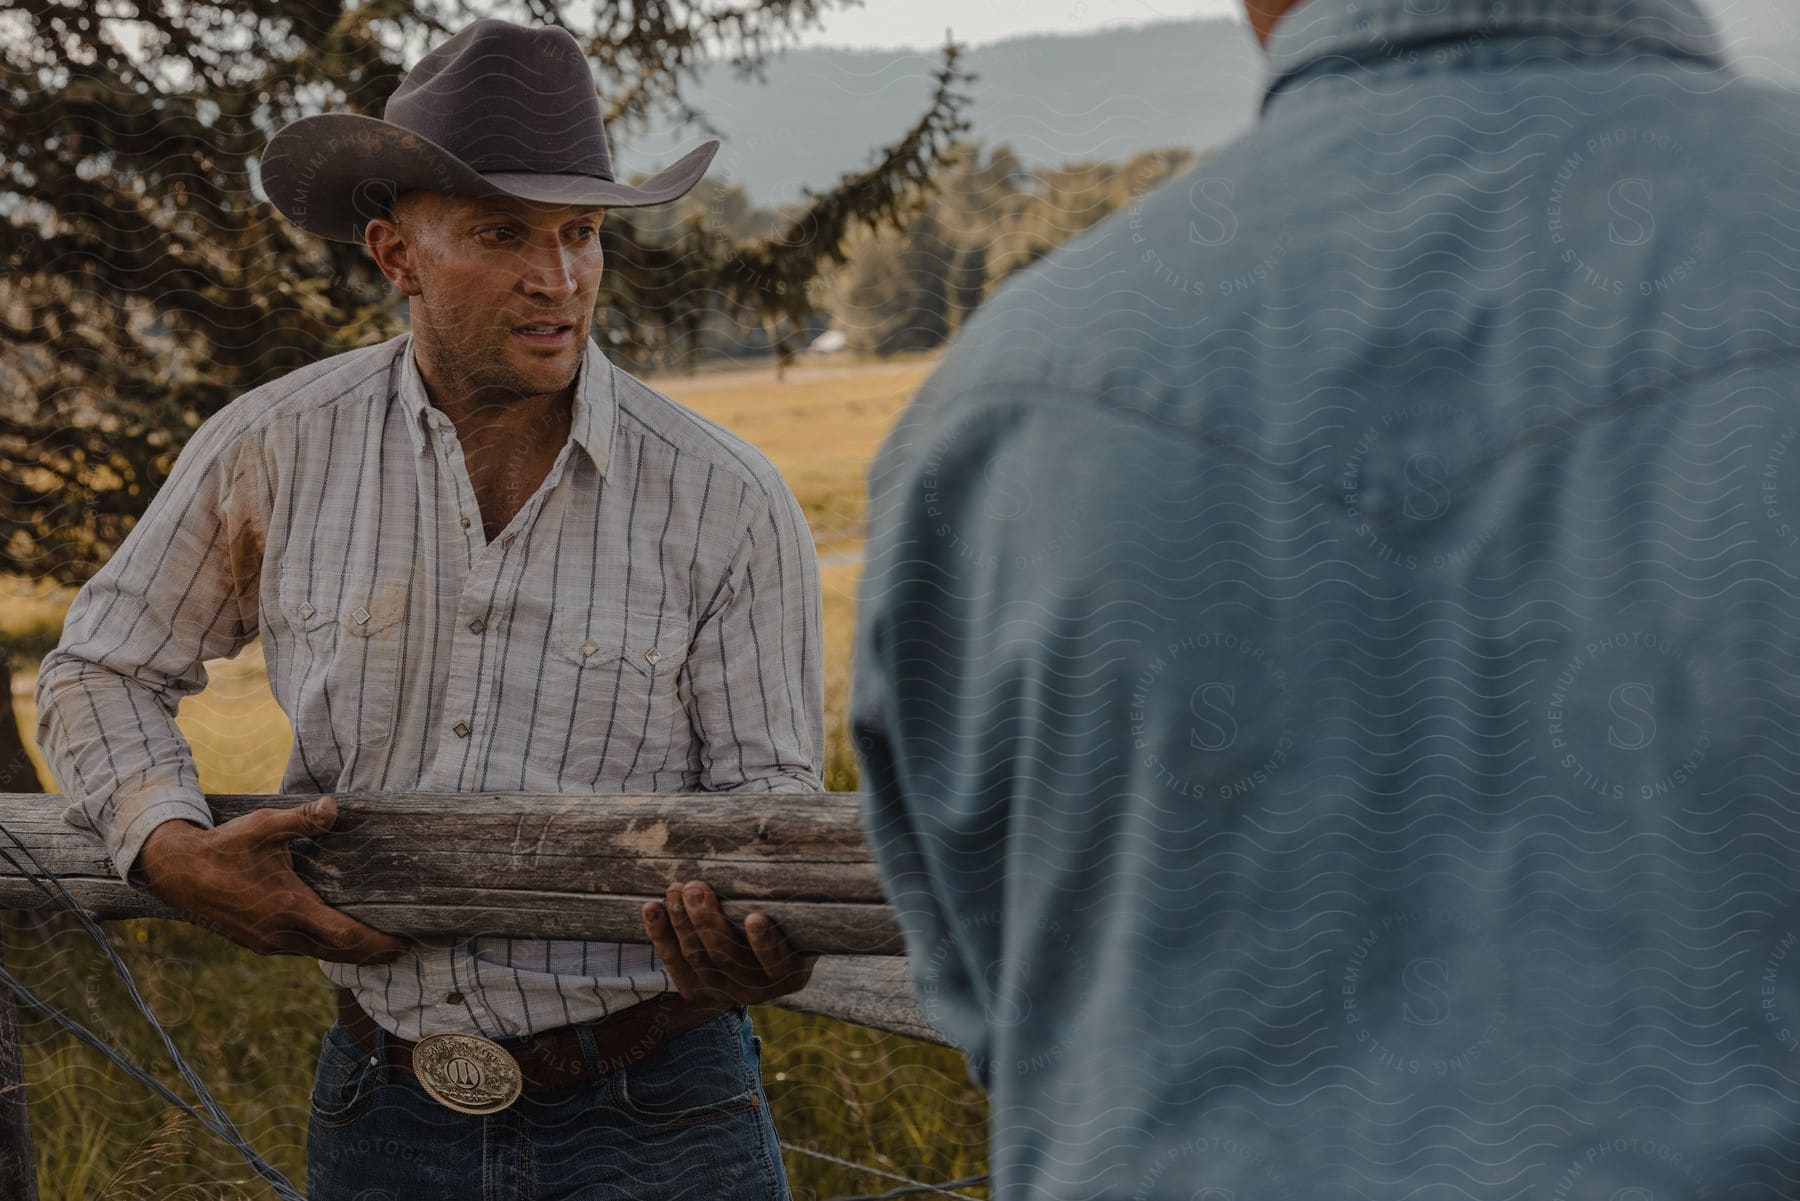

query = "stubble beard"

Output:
[[422, 318, 582, 406]]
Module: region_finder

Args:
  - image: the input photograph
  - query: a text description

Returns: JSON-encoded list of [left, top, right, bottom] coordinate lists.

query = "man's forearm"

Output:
[[36, 653, 215, 885]]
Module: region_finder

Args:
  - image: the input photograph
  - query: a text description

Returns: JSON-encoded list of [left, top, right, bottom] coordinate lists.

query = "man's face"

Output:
[[378, 191, 607, 401]]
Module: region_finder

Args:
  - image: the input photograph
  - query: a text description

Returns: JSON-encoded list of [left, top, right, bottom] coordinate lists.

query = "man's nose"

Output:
[[519, 241, 580, 300]]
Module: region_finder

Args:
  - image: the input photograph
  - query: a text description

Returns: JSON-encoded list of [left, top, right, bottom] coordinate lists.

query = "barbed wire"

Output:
[[781, 1142, 990, 1200], [0, 824, 305, 1200]]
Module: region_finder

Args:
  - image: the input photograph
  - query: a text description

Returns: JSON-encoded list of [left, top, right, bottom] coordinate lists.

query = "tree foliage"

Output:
[[816, 143, 1200, 356], [0, 0, 969, 586]]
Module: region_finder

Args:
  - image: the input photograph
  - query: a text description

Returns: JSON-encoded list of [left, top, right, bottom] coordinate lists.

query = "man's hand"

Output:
[[135, 795, 407, 966], [641, 881, 817, 1005]]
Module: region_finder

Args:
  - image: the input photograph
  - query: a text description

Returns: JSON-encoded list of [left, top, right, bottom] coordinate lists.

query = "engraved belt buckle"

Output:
[[412, 1032, 524, 1115]]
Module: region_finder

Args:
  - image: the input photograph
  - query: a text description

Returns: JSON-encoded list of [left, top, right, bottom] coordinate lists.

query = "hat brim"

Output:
[[260, 113, 719, 244]]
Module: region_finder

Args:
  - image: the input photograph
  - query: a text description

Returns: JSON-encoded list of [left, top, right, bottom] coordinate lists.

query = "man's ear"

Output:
[[364, 214, 422, 296]]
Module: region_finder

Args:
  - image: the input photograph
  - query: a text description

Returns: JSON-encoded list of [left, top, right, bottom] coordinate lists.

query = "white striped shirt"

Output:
[[35, 333, 823, 1039]]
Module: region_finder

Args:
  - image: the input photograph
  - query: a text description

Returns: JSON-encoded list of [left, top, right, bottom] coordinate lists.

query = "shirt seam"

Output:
[[937, 343, 1800, 523], [208, 344, 402, 465]]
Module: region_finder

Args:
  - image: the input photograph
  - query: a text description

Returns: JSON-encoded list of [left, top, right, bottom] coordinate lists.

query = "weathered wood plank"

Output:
[[0, 793, 902, 954], [0, 792, 956, 1046], [768, 955, 951, 1048]]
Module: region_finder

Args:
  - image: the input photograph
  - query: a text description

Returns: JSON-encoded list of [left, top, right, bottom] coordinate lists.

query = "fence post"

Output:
[[0, 915, 39, 1200]]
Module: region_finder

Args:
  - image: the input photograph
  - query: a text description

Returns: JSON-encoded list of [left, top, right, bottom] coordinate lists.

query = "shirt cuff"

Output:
[[105, 791, 215, 888]]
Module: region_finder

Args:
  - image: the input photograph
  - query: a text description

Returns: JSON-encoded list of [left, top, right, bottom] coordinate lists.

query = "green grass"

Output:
[[4, 354, 992, 1200], [8, 915, 325, 1200], [7, 916, 989, 1200]]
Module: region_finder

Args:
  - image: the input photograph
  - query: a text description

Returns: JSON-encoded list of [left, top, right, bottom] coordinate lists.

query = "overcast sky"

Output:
[[792, 0, 1791, 51], [793, 0, 1241, 49]]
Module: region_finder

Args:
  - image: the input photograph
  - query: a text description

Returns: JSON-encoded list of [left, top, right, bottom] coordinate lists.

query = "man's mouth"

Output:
[[511, 322, 575, 345]]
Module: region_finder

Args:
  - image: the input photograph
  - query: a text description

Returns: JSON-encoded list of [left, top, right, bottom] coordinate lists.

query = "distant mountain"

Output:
[[616, 9, 1800, 207], [616, 18, 1262, 206]]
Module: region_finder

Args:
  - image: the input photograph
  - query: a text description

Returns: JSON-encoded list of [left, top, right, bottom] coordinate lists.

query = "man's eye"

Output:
[[572, 226, 599, 242], [479, 227, 517, 243]]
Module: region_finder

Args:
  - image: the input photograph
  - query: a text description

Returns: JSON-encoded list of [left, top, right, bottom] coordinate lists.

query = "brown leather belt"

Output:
[[335, 987, 734, 1096]]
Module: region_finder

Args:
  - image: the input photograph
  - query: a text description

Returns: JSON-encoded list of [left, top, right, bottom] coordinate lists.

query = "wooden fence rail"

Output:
[[0, 791, 948, 1200], [0, 792, 905, 952]]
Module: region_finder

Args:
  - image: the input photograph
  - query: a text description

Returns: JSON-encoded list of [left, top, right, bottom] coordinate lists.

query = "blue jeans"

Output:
[[304, 1006, 793, 1200]]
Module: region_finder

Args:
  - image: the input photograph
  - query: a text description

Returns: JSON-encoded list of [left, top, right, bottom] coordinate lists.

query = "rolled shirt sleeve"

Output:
[[34, 408, 264, 884]]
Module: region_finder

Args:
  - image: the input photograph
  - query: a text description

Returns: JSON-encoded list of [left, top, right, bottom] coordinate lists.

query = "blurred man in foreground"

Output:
[[855, 0, 1800, 1196]]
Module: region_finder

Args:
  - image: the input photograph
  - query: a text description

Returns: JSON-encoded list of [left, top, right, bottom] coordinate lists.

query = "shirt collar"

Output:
[[1264, 0, 1727, 108], [396, 332, 616, 478]]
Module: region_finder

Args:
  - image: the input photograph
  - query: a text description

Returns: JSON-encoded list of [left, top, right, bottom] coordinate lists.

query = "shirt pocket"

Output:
[[532, 607, 689, 785], [278, 566, 407, 750], [609, 1010, 759, 1127]]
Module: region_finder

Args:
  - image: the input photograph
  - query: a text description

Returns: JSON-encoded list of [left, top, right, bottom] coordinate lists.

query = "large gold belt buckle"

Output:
[[412, 1032, 524, 1115]]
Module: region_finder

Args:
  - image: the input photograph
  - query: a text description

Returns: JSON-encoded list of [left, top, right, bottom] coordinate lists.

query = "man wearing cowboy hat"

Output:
[[35, 17, 820, 1199]]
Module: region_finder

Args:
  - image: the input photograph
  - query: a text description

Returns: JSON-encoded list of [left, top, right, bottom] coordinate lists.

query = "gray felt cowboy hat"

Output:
[[260, 17, 719, 244]]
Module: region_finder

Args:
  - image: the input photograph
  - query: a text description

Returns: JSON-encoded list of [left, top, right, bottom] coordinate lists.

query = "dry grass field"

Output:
[[667, 356, 936, 557], [3, 353, 992, 1199]]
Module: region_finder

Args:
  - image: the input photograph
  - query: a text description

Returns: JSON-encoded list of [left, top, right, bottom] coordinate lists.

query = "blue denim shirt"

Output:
[[854, 0, 1800, 1197]]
